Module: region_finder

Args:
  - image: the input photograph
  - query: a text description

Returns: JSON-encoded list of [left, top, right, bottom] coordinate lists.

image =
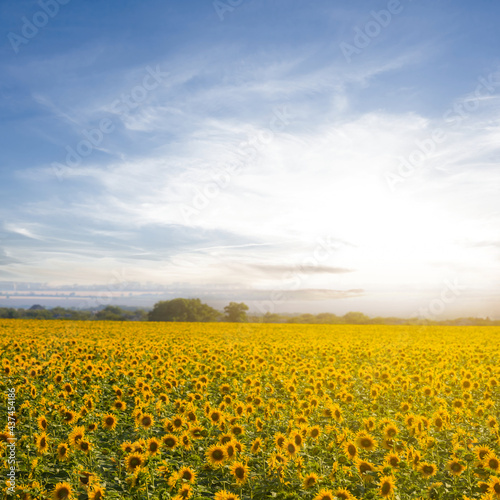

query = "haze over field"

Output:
[[1, 0, 500, 318]]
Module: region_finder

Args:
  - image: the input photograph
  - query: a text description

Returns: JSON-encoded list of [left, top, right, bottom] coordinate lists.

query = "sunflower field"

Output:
[[1, 319, 500, 500]]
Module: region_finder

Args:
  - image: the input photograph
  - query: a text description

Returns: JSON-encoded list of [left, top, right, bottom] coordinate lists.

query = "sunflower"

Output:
[[230, 462, 249, 485], [121, 441, 134, 454], [172, 483, 192, 500], [230, 424, 244, 437], [383, 424, 398, 439], [138, 413, 154, 429], [88, 485, 105, 500], [178, 466, 196, 483], [162, 434, 178, 450], [78, 440, 91, 454], [180, 433, 192, 450], [37, 416, 48, 431], [475, 446, 494, 461], [487, 416, 499, 430], [284, 439, 298, 457], [214, 491, 241, 500], [206, 444, 226, 466], [355, 432, 377, 451], [219, 433, 233, 445], [36, 433, 49, 454], [62, 410, 76, 424], [363, 417, 376, 431], [171, 415, 185, 430], [478, 481, 490, 493], [113, 400, 126, 411], [432, 415, 445, 430], [332, 489, 353, 500], [356, 459, 376, 475], [88, 422, 97, 432], [274, 433, 286, 449], [313, 490, 335, 500], [308, 426, 321, 439], [146, 437, 161, 455], [302, 472, 319, 489], [225, 441, 236, 460], [384, 453, 401, 468], [292, 431, 304, 448], [447, 458, 466, 476], [490, 477, 500, 498], [189, 426, 205, 439], [343, 441, 358, 459], [485, 454, 500, 473], [78, 471, 94, 488], [102, 414, 117, 431], [379, 476, 395, 497], [52, 482, 72, 500], [125, 453, 145, 473], [251, 437, 262, 453], [57, 442, 70, 461], [209, 410, 223, 425], [418, 462, 437, 478]]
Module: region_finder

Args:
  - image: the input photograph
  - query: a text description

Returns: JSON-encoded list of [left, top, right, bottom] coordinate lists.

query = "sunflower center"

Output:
[[57, 487, 70, 499]]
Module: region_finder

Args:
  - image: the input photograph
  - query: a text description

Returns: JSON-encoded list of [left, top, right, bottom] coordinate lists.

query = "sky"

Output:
[[1, 0, 500, 318]]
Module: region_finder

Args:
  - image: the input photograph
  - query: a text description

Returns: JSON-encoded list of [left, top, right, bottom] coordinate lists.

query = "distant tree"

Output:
[[263, 312, 283, 323], [224, 302, 249, 323], [148, 298, 221, 322], [0, 308, 19, 319], [95, 306, 130, 321], [29, 304, 45, 310], [343, 311, 371, 324], [316, 312, 343, 324]]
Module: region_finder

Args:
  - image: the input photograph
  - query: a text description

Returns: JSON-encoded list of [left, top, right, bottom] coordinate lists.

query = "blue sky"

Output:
[[1, 0, 500, 317]]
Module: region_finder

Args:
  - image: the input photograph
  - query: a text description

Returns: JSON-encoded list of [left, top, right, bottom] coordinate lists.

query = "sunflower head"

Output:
[[303, 472, 319, 489], [125, 452, 145, 473], [206, 445, 226, 466], [230, 461, 249, 485], [102, 414, 117, 430], [52, 482, 72, 500], [379, 476, 395, 497]]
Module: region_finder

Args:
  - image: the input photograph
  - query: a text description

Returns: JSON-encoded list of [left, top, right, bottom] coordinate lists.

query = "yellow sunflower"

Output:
[[124, 453, 145, 473], [206, 444, 226, 466], [418, 462, 437, 478], [379, 476, 395, 497], [230, 462, 249, 485], [102, 414, 117, 431], [52, 482, 72, 500], [302, 472, 319, 489]]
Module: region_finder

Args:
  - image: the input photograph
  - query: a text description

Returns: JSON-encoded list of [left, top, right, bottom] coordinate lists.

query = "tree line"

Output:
[[1, 299, 499, 325]]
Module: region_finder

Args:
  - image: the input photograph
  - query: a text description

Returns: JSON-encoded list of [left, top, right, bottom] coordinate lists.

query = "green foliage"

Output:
[[148, 298, 221, 322], [0, 305, 144, 321], [223, 301, 249, 322]]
